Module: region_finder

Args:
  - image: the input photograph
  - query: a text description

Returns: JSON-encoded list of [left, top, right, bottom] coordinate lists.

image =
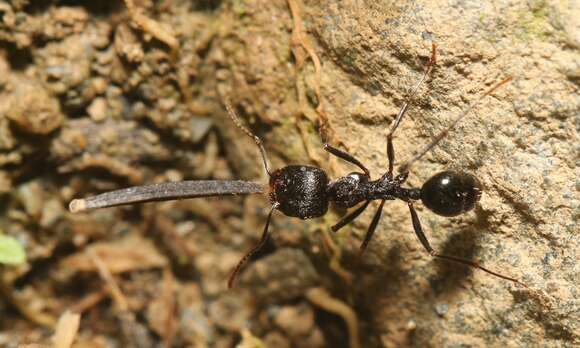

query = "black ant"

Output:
[[69, 45, 526, 289]]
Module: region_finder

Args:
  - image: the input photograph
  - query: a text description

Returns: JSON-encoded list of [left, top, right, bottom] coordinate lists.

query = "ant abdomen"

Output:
[[269, 165, 329, 219], [420, 171, 483, 217]]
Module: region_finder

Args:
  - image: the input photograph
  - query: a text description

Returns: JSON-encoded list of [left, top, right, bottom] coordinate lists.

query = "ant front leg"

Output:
[[323, 143, 370, 177], [228, 203, 278, 288], [406, 202, 527, 287], [324, 144, 374, 234]]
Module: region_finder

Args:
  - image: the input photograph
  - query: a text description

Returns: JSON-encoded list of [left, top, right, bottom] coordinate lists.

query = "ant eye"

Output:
[[420, 171, 482, 217]]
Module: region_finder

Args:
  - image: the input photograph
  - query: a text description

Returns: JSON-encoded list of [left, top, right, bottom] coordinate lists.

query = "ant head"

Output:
[[269, 165, 329, 219], [420, 171, 482, 217]]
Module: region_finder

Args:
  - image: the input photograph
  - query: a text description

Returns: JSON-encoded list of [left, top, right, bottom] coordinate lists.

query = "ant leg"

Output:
[[359, 199, 386, 255], [398, 76, 513, 174], [224, 98, 272, 176], [228, 203, 278, 288], [323, 143, 370, 177], [331, 200, 371, 233], [407, 202, 527, 286], [386, 43, 437, 175]]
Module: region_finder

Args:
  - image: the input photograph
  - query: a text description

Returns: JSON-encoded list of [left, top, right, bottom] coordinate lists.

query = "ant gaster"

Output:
[[69, 45, 526, 289]]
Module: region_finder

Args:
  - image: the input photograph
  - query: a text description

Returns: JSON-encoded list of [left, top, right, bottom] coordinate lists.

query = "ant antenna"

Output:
[[228, 202, 279, 288], [223, 98, 272, 176], [398, 76, 513, 174], [386, 43, 437, 175]]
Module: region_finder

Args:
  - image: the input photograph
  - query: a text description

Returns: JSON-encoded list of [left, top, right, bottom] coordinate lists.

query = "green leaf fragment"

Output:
[[0, 235, 26, 265]]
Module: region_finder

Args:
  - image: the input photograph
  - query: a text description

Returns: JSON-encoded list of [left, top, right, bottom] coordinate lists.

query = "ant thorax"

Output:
[[328, 171, 420, 209], [327, 172, 398, 208], [327, 172, 370, 209]]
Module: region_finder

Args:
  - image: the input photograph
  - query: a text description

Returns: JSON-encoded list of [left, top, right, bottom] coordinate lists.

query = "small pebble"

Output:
[[6, 78, 63, 134], [273, 304, 314, 338], [434, 303, 449, 317], [87, 97, 108, 122]]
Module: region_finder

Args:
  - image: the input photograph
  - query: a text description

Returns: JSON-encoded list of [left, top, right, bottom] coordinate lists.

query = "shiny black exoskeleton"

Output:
[[269, 165, 329, 219], [69, 45, 524, 290], [225, 44, 524, 288], [262, 143, 495, 277], [421, 171, 482, 217], [327, 171, 415, 209], [268, 165, 481, 221]]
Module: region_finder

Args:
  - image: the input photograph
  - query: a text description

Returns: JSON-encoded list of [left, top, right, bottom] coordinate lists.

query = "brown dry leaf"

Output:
[[61, 234, 168, 274], [145, 268, 176, 347], [52, 310, 81, 348]]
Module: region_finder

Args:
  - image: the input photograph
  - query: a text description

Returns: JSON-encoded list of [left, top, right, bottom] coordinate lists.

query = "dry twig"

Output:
[[287, 0, 330, 162], [51, 310, 81, 348], [305, 287, 360, 348], [123, 0, 180, 59]]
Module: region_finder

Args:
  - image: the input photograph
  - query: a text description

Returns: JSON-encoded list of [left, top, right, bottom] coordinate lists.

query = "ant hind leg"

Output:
[[406, 201, 527, 287], [386, 43, 437, 175], [323, 45, 437, 177], [398, 77, 513, 174]]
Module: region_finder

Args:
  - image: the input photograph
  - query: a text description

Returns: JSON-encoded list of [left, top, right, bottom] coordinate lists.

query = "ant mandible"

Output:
[[69, 44, 526, 289]]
